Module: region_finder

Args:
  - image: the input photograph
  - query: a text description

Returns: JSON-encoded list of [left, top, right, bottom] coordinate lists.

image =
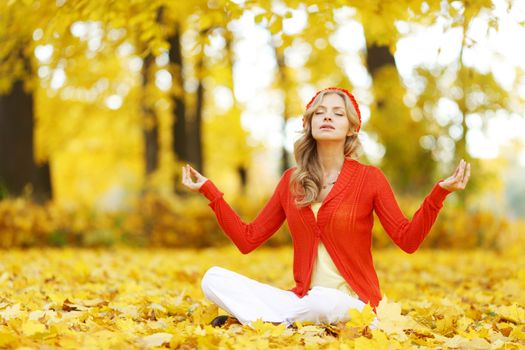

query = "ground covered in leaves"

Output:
[[0, 245, 524, 349]]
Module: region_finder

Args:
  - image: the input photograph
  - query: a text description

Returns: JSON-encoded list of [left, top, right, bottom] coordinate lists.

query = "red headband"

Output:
[[303, 87, 361, 133]]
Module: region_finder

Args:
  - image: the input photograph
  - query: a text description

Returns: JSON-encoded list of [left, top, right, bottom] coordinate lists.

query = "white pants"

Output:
[[201, 266, 378, 329]]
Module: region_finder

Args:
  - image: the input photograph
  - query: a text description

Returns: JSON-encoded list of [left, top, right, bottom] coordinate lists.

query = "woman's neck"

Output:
[[317, 142, 345, 176]]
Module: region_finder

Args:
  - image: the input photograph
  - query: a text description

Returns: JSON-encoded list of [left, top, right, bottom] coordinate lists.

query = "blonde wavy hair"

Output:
[[290, 89, 363, 207]]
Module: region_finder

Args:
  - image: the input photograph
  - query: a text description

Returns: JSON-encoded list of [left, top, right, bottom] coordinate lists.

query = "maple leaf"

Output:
[[22, 320, 47, 337], [137, 332, 173, 347], [0, 304, 22, 321], [346, 303, 376, 329]]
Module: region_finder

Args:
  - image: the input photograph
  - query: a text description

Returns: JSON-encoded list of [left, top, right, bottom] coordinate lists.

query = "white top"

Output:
[[309, 202, 359, 299]]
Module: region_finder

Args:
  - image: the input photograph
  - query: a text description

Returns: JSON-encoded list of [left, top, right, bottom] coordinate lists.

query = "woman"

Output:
[[181, 87, 470, 330]]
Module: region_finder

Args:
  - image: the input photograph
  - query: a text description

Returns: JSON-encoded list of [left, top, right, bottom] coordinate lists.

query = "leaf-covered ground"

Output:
[[0, 245, 524, 349]]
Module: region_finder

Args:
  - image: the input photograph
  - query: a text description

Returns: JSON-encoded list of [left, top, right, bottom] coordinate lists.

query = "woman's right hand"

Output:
[[181, 164, 209, 192]]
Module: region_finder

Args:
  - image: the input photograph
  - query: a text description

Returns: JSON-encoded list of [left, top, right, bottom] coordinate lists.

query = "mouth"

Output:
[[320, 125, 335, 130]]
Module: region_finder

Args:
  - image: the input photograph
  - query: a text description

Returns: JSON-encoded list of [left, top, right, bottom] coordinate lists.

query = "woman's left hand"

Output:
[[439, 159, 471, 192]]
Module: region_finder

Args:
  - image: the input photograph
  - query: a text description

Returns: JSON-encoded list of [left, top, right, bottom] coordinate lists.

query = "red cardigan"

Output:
[[198, 157, 452, 310]]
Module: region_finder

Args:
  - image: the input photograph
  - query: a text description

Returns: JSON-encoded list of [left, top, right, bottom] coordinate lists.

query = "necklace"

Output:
[[321, 171, 340, 189], [322, 181, 336, 189]]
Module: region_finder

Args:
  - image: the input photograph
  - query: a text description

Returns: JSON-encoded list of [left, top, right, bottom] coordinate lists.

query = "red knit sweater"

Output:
[[198, 157, 452, 310]]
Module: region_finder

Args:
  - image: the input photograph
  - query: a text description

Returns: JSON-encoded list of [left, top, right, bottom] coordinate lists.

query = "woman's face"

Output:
[[310, 93, 353, 142]]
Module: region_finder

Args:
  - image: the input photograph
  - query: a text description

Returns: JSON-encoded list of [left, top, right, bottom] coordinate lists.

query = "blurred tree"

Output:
[[166, 1, 249, 195], [0, 79, 52, 202], [350, 1, 442, 195], [198, 13, 255, 196], [299, 4, 354, 95], [0, 1, 54, 202], [254, 2, 354, 173], [410, 1, 514, 205], [139, 7, 164, 178], [274, 38, 294, 173], [186, 26, 208, 177], [169, 21, 190, 184], [262, 7, 302, 174], [32, 0, 167, 207], [351, 0, 514, 204], [363, 40, 435, 195], [1, 0, 521, 213], [502, 140, 525, 219], [222, 27, 251, 193]]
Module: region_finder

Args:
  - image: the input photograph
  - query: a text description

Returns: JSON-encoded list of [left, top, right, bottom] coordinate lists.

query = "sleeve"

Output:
[[372, 166, 452, 254], [197, 171, 288, 254]]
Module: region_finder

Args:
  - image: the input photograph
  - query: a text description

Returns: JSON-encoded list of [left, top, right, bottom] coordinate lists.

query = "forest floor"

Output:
[[0, 245, 524, 349]]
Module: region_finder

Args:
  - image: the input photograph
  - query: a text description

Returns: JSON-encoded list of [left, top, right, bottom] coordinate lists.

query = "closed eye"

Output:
[[315, 112, 344, 116]]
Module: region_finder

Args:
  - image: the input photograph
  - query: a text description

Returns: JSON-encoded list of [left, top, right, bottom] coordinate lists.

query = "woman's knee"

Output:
[[201, 266, 227, 295]]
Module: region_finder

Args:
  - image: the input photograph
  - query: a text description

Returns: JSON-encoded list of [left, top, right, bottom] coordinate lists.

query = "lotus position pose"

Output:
[[181, 87, 470, 329]]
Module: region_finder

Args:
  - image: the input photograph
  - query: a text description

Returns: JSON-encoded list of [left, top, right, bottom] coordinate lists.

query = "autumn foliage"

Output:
[[0, 246, 524, 348], [0, 191, 523, 251]]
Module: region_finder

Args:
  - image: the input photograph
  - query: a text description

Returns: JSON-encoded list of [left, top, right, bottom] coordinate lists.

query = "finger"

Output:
[[461, 163, 470, 186], [455, 159, 465, 180], [461, 160, 467, 181], [443, 175, 456, 184], [458, 162, 468, 187], [182, 166, 190, 185], [448, 171, 459, 184], [451, 160, 463, 180], [452, 161, 461, 178], [458, 161, 466, 182], [184, 165, 192, 183], [189, 166, 202, 179], [181, 167, 188, 186], [186, 164, 193, 182]]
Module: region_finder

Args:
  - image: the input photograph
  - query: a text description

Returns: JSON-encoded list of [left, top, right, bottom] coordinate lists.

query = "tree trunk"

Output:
[[0, 79, 52, 202], [366, 44, 396, 76], [224, 29, 249, 193], [187, 36, 204, 174], [141, 8, 162, 177], [141, 51, 159, 176], [274, 45, 291, 174], [169, 22, 189, 195], [364, 40, 435, 195]]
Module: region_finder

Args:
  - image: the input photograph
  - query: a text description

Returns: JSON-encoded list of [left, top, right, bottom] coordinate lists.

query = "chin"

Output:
[[313, 134, 345, 141]]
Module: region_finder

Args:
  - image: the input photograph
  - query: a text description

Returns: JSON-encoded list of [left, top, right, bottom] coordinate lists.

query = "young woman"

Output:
[[181, 87, 471, 330]]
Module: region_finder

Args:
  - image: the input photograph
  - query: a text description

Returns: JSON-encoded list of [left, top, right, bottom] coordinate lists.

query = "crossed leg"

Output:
[[200, 266, 378, 330]]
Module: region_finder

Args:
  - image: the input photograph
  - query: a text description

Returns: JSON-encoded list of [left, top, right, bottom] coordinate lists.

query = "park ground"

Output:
[[0, 245, 524, 349]]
